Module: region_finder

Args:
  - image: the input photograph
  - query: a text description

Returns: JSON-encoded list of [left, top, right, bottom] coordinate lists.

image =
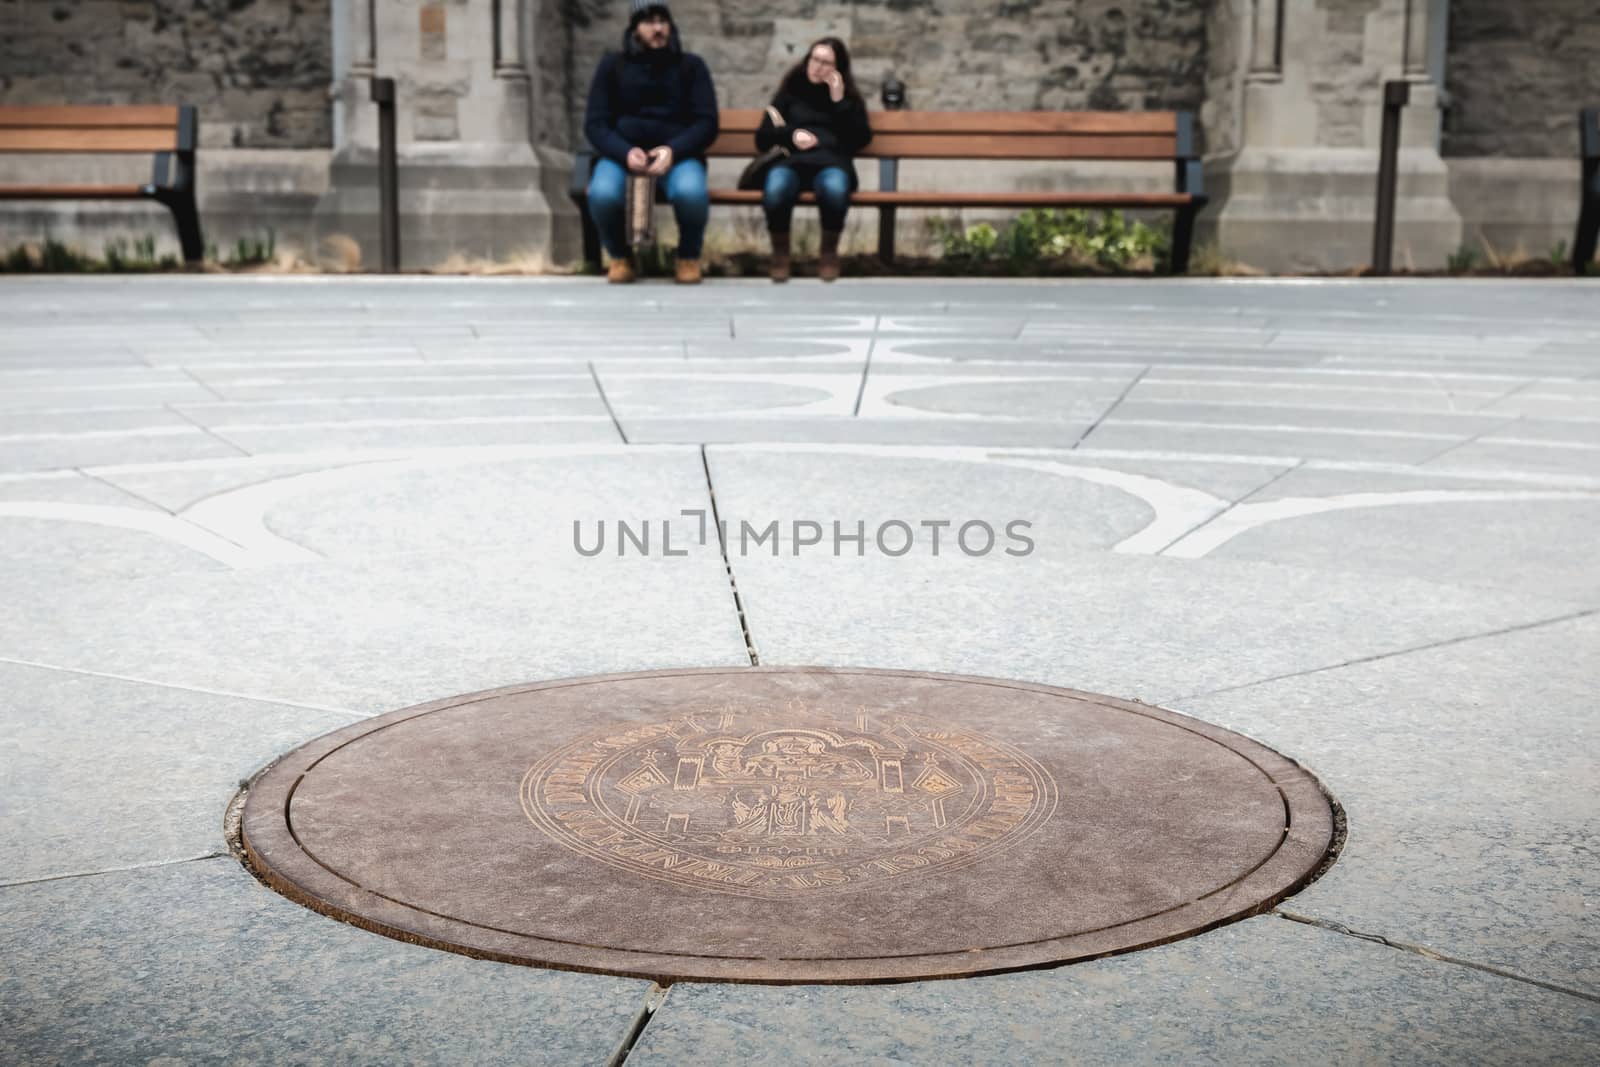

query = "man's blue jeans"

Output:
[[762, 164, 852, 233], [587, 156, 708, 259]]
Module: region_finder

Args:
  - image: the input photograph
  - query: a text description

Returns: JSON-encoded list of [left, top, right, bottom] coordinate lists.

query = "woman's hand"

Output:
[[626, 147, 650, 173], [792, 128, 818, 150], [825, 70, 845, 103]]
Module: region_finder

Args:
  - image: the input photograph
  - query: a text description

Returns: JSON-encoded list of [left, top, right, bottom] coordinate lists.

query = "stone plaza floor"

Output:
[[1, 275, 1596, 1063]]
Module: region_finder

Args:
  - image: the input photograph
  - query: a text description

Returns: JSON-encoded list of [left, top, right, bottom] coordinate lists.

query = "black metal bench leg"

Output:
[[878, 206, 897, 265], [1169, 206, 1198, 275], [168, 191, 204, 265], [578, 199, 602, 271]]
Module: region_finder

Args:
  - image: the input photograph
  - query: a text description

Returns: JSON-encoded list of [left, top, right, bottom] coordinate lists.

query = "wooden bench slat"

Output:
[[0, 128, 180, 153], [709, 190, 1197, 208], [705, 132, 1179, 160], [0, 184, 149, 199], [712, 109, 1178, 136], [865, 133, 1180, 160], [0, 105, 182, 129]]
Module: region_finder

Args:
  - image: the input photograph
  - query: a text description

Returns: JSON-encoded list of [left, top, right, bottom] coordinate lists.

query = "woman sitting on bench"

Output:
[[755, 37, 872, 282]]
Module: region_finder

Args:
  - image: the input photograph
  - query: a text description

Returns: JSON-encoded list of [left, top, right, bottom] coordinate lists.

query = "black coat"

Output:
[[584, 26, 719, 165], [755, 83, 873, 191]]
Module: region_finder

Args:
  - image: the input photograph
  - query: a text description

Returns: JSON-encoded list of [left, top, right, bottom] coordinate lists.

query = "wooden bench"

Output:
[[0, 105, 204, 264], [1575, 108, 1599, 276], [570, 108, 1207, 274]]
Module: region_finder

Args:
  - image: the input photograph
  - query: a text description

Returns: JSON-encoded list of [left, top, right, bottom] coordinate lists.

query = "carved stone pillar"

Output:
[[330, 0, 378, 150], [1201, 0, 1461, 272], [316, 0, 576, 269], [1249, 0, 1282, 80]]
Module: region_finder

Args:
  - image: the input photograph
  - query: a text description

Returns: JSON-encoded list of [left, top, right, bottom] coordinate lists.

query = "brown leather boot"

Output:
[[819, 230, 842, 282], [769, 231, 791, 283], [674, 257, 702, 285]]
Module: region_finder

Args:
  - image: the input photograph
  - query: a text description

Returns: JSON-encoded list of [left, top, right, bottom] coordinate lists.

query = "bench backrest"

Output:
[[0, 106, 195, 154], [706, 109, 1194, 161]]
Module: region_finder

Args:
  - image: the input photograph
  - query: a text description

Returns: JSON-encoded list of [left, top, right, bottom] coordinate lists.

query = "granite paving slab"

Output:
[[1080, 421, 1458, 464], [0, 859, 649, 1066], [704, 448, 1158, 554], [2, 275, 1598, 1063], [0, 432, 245, 475], [628, 916, 1600, 1065], [205, 417, 622, 454], [624, 417, 1095, 447], [0, 662, 357, 883], [713, 528, 1581, 704], [1171, 611, 1600, 995], [1198, 496, 1600, 602], [0, 542, 748, 715]]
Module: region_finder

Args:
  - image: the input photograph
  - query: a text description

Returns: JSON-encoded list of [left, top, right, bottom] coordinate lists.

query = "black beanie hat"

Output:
[[629, 0, 671, 25]]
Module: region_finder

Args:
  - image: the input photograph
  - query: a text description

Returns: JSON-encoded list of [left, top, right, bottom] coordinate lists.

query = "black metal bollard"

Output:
[[371, 77, 400, 273], [1573, 109, 1599, 276], [1371, 80, 1410, 277], [878, 76, 906, 264]]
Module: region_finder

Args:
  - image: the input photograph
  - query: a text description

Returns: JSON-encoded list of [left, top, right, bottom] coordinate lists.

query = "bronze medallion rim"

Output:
[[240, 666, 1338, 985]]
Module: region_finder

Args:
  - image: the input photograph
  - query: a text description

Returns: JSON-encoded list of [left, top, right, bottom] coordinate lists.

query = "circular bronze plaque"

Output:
[[241, 667, 1336, 983]]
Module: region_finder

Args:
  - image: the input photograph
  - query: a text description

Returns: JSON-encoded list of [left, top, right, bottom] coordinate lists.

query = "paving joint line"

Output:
[[1412, 414, 1524, 467], [1170, 607, 1599, 703], [1151, 458, 1306, 556], [178, 365, 228, 401], [851, 330, 878, 417], [700, 445, 759, 666], [1274, 910, 1600, 1004], [589, 362, 630, 444], [164, 403, 254, 457], [1, 852, 230, 890], [76, 468, 178, 514], [1071, 365, 1149, 449], [1469, 376, 1538, 413], [0, 655, 367, 718], [606, 983, 670, 1066]]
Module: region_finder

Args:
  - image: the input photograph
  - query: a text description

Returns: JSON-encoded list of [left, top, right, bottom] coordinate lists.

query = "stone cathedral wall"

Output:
[[1442, 0, 1600, 159], [0, 0, 333, 150], [560, 0, 1210, 143]]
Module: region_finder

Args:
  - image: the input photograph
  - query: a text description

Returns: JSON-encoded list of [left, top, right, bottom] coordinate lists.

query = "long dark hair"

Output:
[[778, 37, 863, 106]]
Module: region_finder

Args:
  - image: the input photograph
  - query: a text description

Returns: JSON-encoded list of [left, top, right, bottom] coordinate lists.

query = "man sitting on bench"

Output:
[[582, 0, 719, 285]]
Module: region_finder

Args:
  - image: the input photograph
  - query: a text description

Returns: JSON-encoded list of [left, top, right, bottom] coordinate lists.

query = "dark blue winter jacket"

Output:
[[583, 26, 719, 165]]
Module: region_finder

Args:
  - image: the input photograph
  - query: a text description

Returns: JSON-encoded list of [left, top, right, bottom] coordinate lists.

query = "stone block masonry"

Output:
[[562, 0, 1209, 148], [1443, 0, 1600, 159], [0, 0, 333, 150]]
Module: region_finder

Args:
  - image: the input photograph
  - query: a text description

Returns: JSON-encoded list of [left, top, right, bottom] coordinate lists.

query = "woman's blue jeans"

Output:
[[763, 164, 851, 233], [587, 156, 708, 259]]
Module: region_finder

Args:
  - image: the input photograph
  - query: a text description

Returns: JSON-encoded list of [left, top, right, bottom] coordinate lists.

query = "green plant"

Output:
[[3, 244, 37, 272], [224, 229, 276, 266], [1549, 239, 1569, 266], [39, 240, 94, 272], [1446, 244, 1479, 273], [929, 208, 1168, 273], [928, 218, 999, 269]]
